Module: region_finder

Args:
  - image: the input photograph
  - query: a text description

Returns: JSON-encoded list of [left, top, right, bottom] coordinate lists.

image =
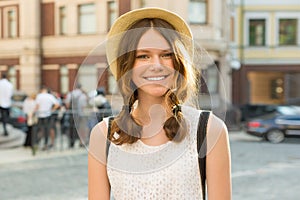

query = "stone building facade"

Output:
[[0, 0, 232, 109], [231, 0, 300, 105]]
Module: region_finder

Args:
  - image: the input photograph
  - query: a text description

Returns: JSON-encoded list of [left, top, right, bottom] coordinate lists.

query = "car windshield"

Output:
[[277, 106, 300, 115]]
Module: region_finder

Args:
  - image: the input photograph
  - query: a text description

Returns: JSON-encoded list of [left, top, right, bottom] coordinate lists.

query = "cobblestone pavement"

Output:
[[0, 131, 300, 199]]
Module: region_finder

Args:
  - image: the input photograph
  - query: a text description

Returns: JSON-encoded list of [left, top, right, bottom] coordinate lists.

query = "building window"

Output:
[[107, 1, 117, 31], [279, 19, 297, 46], [59, 6, 67, 35], [78, 3, 96, 34], [200, 64, 219, 94], [188, 0, 207, 24], [78, 65, 97, 92], [286, 73, 300, 104], [206, 65, 219, 94], [60, 65, 69, 95], [41, 3, 55, 36], [249, 19, 266, 46], [7, 9, 17, 38]]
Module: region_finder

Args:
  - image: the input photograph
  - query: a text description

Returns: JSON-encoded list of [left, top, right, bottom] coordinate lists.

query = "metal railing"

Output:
[[31, 109, 113, 155]]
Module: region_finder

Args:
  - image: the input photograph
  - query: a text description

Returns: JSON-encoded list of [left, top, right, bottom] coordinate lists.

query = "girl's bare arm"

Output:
[[206, 114, 232, 200], [88, 122, 111, 200]]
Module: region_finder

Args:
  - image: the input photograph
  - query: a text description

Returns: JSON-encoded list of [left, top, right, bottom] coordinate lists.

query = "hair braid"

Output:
[[110, 91, 142, 144], [163, 90, 187, 142]]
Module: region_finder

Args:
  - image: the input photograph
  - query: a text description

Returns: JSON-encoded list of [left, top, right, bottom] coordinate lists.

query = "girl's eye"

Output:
[[161, 53, 173, 58], [136, 55, 149, 59]]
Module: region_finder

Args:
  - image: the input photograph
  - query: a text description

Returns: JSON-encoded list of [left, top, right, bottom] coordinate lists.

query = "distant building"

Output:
[[0, 0, 118, 95], [0, 0, 232, 110], [231, 0, 300, 105]]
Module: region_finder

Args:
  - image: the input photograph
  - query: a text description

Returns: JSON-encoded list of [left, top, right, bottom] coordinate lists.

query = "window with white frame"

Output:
[[78, 3, 96, 34], [7, 8, 17, 38], [188, 0, 207, 24], [249, 19, 266, 46], [279, 18, 297, 46], [107, 1, 117, 31], [59, 6, 67, 35], [78, 65, 97, 92], [244, 12, 269, 47]]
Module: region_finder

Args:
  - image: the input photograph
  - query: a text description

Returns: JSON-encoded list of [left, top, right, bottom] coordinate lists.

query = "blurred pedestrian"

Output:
[[35, 85, 60, 150], [88, 87, 112, 134], [89, 87, 111, 110], [65, 83, 88, 148], [23, 93, 37, 147], [48, 90, 62, 149], [0, 73, 13, 136]]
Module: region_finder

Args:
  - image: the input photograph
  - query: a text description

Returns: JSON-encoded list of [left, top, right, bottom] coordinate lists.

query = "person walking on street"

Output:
[[23, 93, 37, 147], [65, 83, 88, 148], [48, 90, 62, 149], [35, 85, 60, 150], [0, 73, 13, 136], [89, 87, 111, 110]]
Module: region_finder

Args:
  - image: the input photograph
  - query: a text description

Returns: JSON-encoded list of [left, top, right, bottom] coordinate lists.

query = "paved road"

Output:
[[230, 132, 300, 200], [0, 131, 300, 200], [0, 149, 88, 200]]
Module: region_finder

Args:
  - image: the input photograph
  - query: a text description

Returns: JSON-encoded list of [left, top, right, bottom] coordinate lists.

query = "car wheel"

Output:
[[266, 130, 285, 143]]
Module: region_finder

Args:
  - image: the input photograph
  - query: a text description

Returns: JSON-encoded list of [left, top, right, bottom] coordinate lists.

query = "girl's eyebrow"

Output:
[[136, 49, 173, 53]]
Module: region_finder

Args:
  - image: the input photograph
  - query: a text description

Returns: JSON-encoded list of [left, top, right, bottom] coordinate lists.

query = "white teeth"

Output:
[[145, 76, 165, 81]]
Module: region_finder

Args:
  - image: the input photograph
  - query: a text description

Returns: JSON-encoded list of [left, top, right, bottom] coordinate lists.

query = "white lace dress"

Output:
[[105, 106, 203, 199]]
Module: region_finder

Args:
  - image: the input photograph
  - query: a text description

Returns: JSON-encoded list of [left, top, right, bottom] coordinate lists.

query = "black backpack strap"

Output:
[[106, 116, 114, 195], [106, 116, 114, 159], [197, 111, 210, 200]]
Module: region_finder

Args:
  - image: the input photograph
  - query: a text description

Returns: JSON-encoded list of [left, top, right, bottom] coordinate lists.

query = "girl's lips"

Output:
[[143, 75, 169, 81]]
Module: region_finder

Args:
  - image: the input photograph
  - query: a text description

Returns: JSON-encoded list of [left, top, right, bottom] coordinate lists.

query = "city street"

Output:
[[230, 132, 300, 200], [0, 131, 300, 200], [0, 148, 88, 200]]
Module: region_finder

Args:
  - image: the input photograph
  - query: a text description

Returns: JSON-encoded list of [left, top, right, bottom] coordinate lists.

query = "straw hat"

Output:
[[106, 7, 193, 78]]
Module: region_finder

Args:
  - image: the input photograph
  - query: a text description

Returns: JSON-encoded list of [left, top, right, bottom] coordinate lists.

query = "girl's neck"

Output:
[[132, 95, 171, 143], [130, 90, 175, 144], [132, 93, 170, 126]]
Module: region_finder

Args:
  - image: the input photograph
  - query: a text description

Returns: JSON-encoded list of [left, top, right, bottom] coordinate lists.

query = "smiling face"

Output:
[[115, 18, 193, 105], [132, 29, 175, 98]]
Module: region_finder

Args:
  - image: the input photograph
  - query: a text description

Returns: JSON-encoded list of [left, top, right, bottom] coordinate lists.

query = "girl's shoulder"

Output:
[[89, 119, 110, 163], [181, 105, 200, 116], [182, 105, 209, 119], [90, 119, 108, 138], [182, 105, 226, 132]]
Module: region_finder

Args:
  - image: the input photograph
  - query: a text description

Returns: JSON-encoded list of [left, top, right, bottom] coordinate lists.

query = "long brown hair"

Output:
[[109, 18, 198, 145]]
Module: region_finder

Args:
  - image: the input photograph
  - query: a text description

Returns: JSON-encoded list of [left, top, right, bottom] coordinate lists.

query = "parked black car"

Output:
[[0, 106, 27, 132], [11, 90, 27, 109], [239, 104, 278, 122], [246, 105, 300, 143]]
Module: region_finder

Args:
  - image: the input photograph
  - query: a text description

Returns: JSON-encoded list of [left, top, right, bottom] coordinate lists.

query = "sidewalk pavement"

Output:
[[0, 124, 87, 165], [0, 145, 87, 165], [0, 124, 25, 149], [0, 124, 252, 166]]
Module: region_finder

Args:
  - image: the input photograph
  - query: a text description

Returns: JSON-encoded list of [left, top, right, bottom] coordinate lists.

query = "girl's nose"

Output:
[[149, 56, 163, 71]]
